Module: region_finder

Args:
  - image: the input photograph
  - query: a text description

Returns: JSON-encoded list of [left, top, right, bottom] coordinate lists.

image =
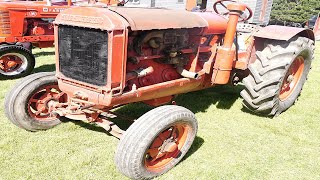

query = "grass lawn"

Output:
[[0, 43, 320, 179]]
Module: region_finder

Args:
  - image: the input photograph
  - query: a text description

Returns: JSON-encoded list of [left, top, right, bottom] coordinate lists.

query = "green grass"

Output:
[[1, 44, 320, 179]]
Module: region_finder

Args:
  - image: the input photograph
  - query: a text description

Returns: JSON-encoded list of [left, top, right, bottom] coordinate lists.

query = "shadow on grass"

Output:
[[64, 119, 106, 133], [60, 85, 242, 163], [241, 106, 274, 119], [33, 51, 55, 58], [174, 85, 244, 113], [181, 136, 204, 162], [61, 119, 122, 137], [67, 84, 244, 134], [112, 84, 244, 117], [33, 64, 55, 73]]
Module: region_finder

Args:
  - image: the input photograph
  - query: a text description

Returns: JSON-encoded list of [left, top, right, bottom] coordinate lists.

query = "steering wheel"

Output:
[[213, 0, 253, 22]]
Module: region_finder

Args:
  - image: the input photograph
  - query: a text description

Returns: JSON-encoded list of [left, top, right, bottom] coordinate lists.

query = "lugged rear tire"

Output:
[[115, 105, 197, 179], [241, 36, 315, 116]]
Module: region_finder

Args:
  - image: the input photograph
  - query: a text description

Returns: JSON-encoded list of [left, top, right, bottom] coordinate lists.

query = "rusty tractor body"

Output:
[[5, 0, 315, 179]]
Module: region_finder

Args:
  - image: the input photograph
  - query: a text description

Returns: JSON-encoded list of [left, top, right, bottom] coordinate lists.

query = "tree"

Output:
[[271, 0, 320, 24]]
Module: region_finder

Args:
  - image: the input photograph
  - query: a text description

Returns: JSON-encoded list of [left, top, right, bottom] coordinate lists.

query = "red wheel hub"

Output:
[[144, 123, 190, 172], [0, 55, 23, 72], [28, 84, 67, 121], [279, 56, 305, 101]]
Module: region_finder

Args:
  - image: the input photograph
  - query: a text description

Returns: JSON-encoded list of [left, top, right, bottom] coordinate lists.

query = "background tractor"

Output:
[[4, 0, 315, 179], [0, 0, 121, 79], [0, 0, 71, 79]]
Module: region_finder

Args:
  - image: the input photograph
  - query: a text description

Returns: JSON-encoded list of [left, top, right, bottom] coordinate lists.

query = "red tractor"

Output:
[[0, 0, 121, 79], [0, 0, 72, 79], [5, 0, 315, 179]]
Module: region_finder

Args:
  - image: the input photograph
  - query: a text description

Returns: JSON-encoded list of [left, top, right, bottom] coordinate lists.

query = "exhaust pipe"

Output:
[[185, 0, 197, 11], [46, 0, 52, 6]]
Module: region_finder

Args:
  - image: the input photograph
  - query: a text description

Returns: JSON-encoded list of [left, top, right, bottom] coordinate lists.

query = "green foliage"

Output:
[[271, 0, 320, 23]]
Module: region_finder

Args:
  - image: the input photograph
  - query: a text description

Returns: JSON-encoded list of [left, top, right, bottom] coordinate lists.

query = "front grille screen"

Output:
[[58, 26, 108, 86]]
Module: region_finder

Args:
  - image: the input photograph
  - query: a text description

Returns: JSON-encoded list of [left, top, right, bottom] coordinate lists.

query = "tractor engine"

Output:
[[24, 18, 55, 36], [125, 29, 194, 90], [54, 6, 227, 107]]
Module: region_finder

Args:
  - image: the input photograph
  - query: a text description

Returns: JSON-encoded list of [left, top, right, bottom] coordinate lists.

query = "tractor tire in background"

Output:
[[0, 45, 35, 79], [115, 105, 198, 179], [241, 36, 315, 116], [4, 72, 68, 131]]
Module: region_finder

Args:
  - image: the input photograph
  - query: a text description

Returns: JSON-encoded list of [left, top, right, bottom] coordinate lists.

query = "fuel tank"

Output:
[[193, 12, 228, 35]]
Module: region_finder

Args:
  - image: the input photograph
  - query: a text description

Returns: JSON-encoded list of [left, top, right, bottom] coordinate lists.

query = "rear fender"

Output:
[[247, 25, 315, 66], [254, 25, 315, 41]]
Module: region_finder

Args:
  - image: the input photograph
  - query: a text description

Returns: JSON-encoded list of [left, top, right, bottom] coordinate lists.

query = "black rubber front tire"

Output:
[[4, 72, 63, 131], [241, 36, 315, 116], [115, 105, 198, 179], [0, 45, 35, 79]]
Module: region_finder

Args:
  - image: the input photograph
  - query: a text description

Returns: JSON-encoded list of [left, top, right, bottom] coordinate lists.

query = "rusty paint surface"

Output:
[[109, 7, 208, 31], [254, 25, 315, 41], [54, 7, 129, 31], [193, 12, 227, 34], [54, 2, 249, 109], [259, 0, 268, 22]]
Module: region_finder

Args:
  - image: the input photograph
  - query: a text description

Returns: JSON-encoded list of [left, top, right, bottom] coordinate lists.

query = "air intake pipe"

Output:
[[176, 66, 199, 79], [126, 66, 154, 82]]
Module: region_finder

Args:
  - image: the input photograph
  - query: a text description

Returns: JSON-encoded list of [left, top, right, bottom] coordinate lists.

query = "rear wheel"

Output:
[[0, 45, 35, 79], [115, 105, 197, 179], [4, 72, 68, 131], [241, 36, 314, 116]]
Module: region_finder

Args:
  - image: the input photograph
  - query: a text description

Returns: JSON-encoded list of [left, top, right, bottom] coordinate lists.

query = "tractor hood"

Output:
[[108, 7, 208, 31], [54, 6, 210, 31]]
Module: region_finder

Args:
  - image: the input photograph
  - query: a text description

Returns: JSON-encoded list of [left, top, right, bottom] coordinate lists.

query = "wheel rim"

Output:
[[27, 83, 67, 121], [0, 53, 28, 75], [279, 56, 305, 101], [144, 123, 190, 172]]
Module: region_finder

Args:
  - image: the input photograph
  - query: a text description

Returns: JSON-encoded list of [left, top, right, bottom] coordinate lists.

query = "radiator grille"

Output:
[[0, 11, 10, 35], [58, 26, 108, 86]]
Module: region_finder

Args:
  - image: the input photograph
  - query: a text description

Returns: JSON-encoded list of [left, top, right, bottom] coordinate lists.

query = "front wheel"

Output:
[[115, 105, 198, 179], [4, 72, 68, 131], [0, 45, 35, 79], [241, 36, 314, 116]]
